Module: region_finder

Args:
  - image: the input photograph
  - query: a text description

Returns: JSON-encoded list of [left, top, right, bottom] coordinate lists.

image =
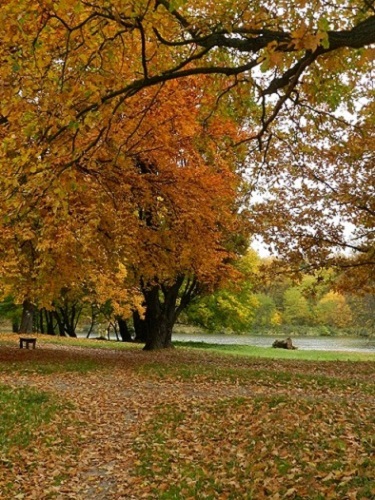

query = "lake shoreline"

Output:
[[172, 331, 375, 353]]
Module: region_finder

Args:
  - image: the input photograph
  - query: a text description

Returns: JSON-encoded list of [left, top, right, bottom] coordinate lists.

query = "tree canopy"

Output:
[[0, 0, 374, 342], [2, 0, 374, 157]]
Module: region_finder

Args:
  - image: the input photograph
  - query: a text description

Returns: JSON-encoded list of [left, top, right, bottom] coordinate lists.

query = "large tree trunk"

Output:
[[143, 322, 173, 350], [134, 275, 201, 351], [19, 299, 35, 334], [142, 277, 184, 351]]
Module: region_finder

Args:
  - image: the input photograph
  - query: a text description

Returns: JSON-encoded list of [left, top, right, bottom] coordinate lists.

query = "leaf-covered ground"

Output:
[[0, 336, 374, 499]]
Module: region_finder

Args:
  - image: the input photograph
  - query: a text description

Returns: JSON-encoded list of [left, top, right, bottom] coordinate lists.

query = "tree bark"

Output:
[[117, 317, 135, 342], [37, 308, 55, 334], [54, 302, 81, 337], [86, 304, 99, 338], [142, 276, 185, 350], [39, 309, 45, 333], [44, 310, 56, 335], [143, 321, 173, 350], [19, 299, 35, 334], [133, 310, 148, 343], [53, 310, 67, 336]]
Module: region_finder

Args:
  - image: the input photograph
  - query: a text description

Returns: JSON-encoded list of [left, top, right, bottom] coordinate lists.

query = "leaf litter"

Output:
[[0, 339, 374, 499]]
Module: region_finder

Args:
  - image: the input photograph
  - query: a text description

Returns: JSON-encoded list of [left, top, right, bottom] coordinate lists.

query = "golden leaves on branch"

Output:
[[291, 23, 328, 52]]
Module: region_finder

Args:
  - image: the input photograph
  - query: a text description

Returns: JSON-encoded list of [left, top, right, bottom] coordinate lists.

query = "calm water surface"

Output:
[[172, 333, 375, 353]]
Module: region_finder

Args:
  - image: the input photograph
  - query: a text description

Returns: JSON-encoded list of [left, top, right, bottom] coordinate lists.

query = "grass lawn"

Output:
[[0, 333, 374, 499], [174, 340, 375, 362]]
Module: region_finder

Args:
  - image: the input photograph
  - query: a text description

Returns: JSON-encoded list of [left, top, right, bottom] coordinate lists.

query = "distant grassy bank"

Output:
[[174, 341, 375, 362]]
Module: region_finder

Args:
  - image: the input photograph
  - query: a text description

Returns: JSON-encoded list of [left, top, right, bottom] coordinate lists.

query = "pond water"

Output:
[[171, 333, 375, 353]]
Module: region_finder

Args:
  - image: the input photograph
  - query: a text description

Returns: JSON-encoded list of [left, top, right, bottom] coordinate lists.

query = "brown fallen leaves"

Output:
[[0, 337, 374, 499]]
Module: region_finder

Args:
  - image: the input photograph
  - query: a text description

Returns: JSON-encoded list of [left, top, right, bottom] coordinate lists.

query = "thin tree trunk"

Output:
[[54, 310, 66, 336], [45, 310, 56, 335], [86, 304, 98, 338], [112, 321, 120, 341], [117, 317, 134, 342], [57, 304, 78, 337], [39, 309, 45, 333]]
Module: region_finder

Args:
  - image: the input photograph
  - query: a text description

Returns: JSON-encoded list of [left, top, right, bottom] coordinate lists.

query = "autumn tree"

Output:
[[1, 43, 250, 346], [110, 80, 250, 349], [1, 0, 374, 340], [315, 292, 353, 329], [347, 293, 375, 336], [249, 102, 375, 286], [185, 250, 261, 333], [0, 154, 141, 332]]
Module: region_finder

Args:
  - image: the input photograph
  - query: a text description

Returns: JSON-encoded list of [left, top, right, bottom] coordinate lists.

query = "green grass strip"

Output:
[[0, 384, 69, 454], [173, 341, 375, 361]]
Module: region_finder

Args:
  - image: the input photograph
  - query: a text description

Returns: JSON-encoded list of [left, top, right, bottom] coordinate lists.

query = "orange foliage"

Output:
[[0, 71, 249, 310]]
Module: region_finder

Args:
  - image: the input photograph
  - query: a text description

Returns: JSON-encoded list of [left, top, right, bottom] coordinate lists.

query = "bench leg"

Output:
[[19, 339, 37, 349]]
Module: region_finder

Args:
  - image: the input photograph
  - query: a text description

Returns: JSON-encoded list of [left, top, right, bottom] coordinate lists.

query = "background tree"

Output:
[[185, 250, 261, 333], [282, 287, 313, 326], [0, 297, 22, 333], [248, 76, 374, 286], [252, 294, 281, 329], [314, 292, 353, 329], [347, 293, 375, 337]]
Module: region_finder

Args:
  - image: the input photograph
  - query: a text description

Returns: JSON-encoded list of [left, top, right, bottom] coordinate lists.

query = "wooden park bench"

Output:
[[19, 337, 37, 349]]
